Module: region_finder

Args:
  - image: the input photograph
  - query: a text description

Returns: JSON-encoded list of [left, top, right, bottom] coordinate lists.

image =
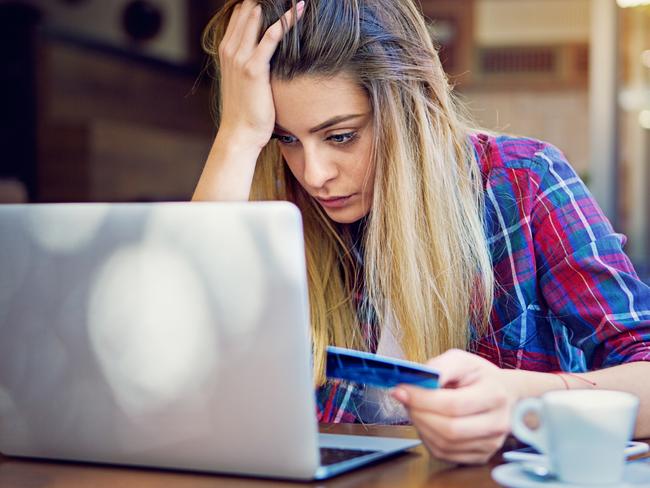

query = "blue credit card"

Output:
[[326, 346, 439, 389]]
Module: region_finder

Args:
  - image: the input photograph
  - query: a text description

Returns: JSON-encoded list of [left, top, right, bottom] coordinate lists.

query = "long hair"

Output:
[[203, 0, 494, 385]]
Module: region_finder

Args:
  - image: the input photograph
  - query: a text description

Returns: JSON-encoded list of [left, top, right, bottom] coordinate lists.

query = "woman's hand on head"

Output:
[[391, 349, 518, 465], [218, 0, 304, 150]]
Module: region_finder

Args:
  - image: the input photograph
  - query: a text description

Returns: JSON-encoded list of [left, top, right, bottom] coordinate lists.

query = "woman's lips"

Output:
[[316, 194, 354, 209]]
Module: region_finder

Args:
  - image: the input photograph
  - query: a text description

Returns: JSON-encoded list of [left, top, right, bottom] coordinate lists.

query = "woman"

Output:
[[193, 0, 650, 463]]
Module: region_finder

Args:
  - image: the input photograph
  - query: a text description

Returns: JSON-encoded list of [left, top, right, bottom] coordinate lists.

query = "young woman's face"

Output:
[[271, 74, 375, 224]]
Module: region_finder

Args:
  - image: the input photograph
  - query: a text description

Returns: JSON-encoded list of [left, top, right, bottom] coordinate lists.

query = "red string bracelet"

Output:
[[552, 371, 598, 390], [553, 372, 570, 390]]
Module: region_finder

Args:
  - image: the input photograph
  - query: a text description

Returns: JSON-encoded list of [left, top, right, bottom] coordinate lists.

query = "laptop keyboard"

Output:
[[319, 447, 379, 466]]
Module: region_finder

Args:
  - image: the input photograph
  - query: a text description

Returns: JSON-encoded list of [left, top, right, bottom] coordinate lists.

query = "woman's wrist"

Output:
[[500, 369, 569, 401], [192, 130, 263, 202], [215, 124, 271, 153]]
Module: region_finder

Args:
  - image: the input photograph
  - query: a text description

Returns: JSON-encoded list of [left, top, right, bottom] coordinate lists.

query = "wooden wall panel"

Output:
[[40, 39, 214, 135], [36, 37, 214, 202]]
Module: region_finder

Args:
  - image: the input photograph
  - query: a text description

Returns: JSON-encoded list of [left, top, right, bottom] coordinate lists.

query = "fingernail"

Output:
[[297, 1, 305, 11], [392, 388, 409, 404]]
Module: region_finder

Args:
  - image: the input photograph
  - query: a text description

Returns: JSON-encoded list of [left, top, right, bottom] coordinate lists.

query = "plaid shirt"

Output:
[[316, 133, 650, 423]]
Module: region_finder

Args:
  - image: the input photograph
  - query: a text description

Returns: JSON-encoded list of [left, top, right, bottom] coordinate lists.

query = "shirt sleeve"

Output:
[[315, 381, 359, 423], [531, 143, 650, 369]]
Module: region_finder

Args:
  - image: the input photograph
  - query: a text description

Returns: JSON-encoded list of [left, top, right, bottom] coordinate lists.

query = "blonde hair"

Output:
[[203, 0, 494, 385]]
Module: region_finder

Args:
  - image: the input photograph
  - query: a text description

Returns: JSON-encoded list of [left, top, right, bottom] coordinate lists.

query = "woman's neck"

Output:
[[347, 216, 367, 248]]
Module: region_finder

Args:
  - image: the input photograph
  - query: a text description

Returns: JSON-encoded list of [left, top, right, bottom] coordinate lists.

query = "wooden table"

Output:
[[0, 424, 647, 487]]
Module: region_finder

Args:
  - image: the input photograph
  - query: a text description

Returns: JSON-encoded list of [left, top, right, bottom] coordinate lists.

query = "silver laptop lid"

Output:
[[0, 202, 320, 478]]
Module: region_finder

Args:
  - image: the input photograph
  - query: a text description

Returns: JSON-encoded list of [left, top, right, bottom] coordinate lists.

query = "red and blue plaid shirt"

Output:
[[316, 133, 650, 423]]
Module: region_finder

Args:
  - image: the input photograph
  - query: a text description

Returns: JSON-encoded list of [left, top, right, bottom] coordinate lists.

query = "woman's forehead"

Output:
[[271, 74, 370, 132]]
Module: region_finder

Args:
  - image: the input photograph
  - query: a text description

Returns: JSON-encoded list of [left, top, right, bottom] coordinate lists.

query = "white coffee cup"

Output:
[[511, 390, 639, 484]]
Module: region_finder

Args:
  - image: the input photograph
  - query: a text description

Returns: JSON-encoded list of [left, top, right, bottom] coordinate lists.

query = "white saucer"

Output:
[[491, 462, 650, 488]]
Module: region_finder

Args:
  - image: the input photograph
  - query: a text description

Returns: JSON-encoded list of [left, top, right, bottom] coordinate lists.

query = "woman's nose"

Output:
[[302, 147, 338, 190]]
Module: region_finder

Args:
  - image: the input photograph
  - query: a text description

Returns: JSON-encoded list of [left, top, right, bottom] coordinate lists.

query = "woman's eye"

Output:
[[272, 133, 297, 145], [272, 132, 357, 146], [328, 132, 357, 144]]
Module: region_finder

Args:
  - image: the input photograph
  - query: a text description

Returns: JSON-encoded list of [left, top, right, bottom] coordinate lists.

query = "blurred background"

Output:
[[0, 0, 648, 279]]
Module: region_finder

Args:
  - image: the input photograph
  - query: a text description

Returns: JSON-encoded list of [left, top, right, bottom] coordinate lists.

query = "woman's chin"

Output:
[[321, 205, 369, 224]]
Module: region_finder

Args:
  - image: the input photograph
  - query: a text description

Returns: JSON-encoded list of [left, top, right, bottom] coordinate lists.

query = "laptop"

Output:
[[0, 202, 421, 480]]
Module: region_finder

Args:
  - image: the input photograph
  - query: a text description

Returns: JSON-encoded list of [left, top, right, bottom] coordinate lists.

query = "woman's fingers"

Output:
[[236, 4, 263, 60], [229, 0, 258, 49], [423, 439, 500, 465], [425, 349, 488, 387], [392, 351, 516, 465], [221, 2, 243, 51], [409, 408, 510, 444], [410, 409, 508, 463], [251, 1, 305, 65], [215, 0, 304, 147], [394, 382, 508, 417], [221, 0, 255, 55]]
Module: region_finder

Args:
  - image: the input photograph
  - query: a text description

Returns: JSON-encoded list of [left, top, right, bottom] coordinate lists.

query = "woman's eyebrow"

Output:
[[274, 113, 368, 134]]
